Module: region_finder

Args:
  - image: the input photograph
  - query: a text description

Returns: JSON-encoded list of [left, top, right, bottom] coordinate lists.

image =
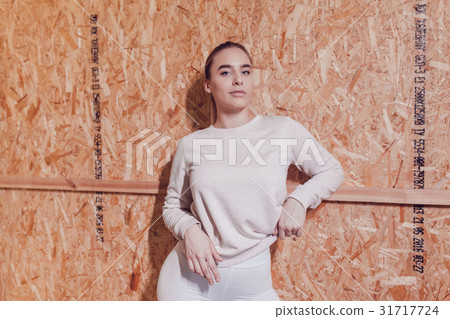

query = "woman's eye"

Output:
[[243, 70, 251, 75], [221, 71, 230, 76]]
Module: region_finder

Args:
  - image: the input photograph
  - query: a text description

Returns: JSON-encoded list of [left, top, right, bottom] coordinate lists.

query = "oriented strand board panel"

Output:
[[0, 0, 449, 300]]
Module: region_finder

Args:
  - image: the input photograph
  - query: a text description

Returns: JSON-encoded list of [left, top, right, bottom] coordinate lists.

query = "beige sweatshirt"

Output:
[[162, 114, 344, 267]]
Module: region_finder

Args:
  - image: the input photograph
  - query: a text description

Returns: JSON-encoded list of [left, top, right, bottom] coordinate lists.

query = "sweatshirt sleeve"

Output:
[[286, 116, 344, 210], [162, 137, 201, 240]]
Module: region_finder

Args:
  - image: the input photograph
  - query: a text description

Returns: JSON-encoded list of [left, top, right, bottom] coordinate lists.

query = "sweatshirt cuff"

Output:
[[287, 186, 315, 211]]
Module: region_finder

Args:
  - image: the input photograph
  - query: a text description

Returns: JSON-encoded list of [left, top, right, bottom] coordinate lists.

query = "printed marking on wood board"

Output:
[[90, 13, 104, 242], [412, 1, 427, 274]]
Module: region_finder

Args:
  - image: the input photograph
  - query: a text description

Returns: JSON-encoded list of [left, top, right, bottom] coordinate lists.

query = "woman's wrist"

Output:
[[183, 223, 201, 239], [286, 197, 306, 212]]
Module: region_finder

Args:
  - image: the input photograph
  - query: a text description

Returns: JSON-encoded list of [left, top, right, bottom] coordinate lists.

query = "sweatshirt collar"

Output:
[[208, 114, 261, 133]]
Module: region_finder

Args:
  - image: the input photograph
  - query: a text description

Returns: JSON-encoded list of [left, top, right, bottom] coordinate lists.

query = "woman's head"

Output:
[[204, 42, 253, 122], [204, 42, 253, 80]]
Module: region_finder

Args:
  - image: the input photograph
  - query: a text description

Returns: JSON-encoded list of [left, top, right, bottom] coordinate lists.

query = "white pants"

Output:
[[157, 241, 280, 301]]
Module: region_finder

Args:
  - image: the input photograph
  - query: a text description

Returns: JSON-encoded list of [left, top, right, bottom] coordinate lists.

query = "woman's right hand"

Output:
[[183, 224, 223, 286]]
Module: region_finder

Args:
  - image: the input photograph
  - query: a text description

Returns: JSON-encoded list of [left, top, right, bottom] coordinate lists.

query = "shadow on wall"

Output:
[[140, 74, 211, 300]]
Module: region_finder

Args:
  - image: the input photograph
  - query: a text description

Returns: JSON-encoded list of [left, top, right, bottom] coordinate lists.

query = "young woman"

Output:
[[156, 42, 344, 301]]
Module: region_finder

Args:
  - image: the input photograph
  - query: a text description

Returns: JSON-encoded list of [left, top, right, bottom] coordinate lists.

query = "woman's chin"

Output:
[[219, 101, 252, 113]]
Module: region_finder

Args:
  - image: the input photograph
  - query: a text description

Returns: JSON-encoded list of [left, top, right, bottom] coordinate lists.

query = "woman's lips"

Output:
[[230, 90, 246, 96]]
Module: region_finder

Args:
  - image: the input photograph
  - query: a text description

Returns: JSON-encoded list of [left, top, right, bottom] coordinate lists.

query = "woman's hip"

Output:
[[157, 241, 278, 301]]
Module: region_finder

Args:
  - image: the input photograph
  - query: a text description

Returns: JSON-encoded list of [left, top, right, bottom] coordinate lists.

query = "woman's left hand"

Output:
[[272, 197, 306, 239]]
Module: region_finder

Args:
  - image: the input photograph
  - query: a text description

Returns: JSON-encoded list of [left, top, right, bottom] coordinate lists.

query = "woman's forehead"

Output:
[[212, 48, 252, 67]]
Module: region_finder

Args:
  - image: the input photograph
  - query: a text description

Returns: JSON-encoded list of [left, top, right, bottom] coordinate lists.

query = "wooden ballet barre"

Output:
[[0, 175, 449, 206]]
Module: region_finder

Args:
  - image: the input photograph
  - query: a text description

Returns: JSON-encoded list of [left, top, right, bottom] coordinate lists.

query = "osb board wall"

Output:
[[0, 0, 448, 300]]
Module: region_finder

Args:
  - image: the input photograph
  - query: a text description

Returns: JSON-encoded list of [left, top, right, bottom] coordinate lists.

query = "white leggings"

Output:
[[157, 241, 280, 301]]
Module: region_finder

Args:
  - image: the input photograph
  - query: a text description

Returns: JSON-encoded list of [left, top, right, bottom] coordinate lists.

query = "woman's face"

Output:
[[204, 47, 253, 113]]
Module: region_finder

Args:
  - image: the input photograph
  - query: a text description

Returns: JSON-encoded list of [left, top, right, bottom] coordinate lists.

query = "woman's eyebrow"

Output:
[[217, 64, 252, 71]]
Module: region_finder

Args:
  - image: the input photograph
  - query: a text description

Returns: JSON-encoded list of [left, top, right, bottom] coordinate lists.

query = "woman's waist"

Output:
[[229, 246, 271, 269]]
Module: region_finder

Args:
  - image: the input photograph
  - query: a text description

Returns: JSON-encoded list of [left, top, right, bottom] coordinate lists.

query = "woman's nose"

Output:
[[233, 76, 243, 85]]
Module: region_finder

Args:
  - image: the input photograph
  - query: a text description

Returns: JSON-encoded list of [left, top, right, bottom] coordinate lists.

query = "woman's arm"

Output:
[[273, 117, 344, 239], [163, 138, 222, 285], [162, 138, 201, 241], [286, 116, 344, 210]]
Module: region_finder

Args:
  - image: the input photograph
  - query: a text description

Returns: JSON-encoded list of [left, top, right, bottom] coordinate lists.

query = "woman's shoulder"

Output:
[[259, 115, 311, 137], [259, 114, 299, 127], [175, 126, 213, 148], [260, 114, 290, 122]]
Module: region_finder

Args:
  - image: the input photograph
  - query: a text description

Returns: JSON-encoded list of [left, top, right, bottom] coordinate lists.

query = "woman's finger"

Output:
[[187, 259, 194, 273], [208, 243, 222, 283], [210, 243, 223, 262], [192, 258, 204, 277], [296, 228, 302, 237], [206, 255, 220, 284], [200, 259, 214, 285]]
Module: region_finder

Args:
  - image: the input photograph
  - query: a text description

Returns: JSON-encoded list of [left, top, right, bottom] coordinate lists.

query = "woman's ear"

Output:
[[204, 79, 211, 93]]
